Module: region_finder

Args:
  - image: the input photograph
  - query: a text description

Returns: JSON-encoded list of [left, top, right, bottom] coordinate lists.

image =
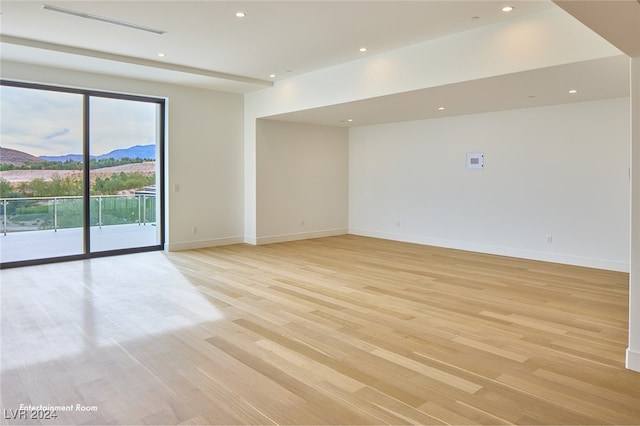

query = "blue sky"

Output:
[[0, 85, 158, 157]]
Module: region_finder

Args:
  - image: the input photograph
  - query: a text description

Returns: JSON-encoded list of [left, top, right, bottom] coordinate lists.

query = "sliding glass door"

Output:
[[89, 96, 161, 253], [0, 85, 85, 263], [0, 81, 164, 267]]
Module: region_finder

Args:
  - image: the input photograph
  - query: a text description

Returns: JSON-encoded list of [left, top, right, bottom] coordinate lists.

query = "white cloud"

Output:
[[90, 97, 157, 156], [0, 85, 158, 157], [1, 85, 82, 156]]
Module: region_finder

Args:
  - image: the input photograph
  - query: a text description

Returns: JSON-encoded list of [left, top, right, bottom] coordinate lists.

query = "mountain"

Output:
[[0, 147, 45, 165], [96, 144, 155, 160], [39, 144, 155, 162], [38, 153, 84, 162]]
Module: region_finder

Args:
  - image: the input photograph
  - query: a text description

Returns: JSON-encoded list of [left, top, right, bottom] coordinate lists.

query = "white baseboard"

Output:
[[166, 236, 244, 251], [256, 228, 348, 245], [349, 228, 629, 272], [626, 348, 640, 372], [166, 229, 628, 272]]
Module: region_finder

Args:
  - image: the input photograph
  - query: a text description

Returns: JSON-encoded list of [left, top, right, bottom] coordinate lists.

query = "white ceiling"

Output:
[[1, 0, 555, 91], [265, 55, 630, 127], [0, 0, 638, 127]]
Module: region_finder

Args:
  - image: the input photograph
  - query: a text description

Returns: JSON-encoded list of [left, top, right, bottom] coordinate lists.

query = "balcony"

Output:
[[1, 194, 159, 264]]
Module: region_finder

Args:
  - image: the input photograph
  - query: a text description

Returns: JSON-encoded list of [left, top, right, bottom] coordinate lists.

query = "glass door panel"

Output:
[[88, 97, 160, 253], [0, 86, 84, 263]]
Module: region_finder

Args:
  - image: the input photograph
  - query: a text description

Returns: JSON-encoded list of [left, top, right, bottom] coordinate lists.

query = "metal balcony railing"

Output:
[[1, 194, 156, 236]]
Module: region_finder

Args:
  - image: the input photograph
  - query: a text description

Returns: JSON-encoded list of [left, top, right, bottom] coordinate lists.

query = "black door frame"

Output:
[[0, 80, 165, 269]]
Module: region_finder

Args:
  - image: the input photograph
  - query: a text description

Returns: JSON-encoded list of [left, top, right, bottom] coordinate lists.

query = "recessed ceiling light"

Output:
[[568, 89, 578, 94], [269, 74, 276, 78], [348, 119, 353, 122], [438, 107, 445, 111], [359, 47, 367, 52], [235, 11, 246, 18], [502, 6, 514, 12], [157, 53, 166, 57]]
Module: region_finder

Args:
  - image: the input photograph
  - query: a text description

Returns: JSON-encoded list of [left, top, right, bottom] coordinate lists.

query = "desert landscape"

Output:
[[0, 161, 156, 184]]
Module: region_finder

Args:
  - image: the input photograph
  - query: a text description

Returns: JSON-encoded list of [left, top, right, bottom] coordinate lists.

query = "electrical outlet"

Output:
[[546, 234, 552, 244]]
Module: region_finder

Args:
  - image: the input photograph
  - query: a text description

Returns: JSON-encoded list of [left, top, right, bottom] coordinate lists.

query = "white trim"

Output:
[[626, 348, 640, 372], [166, 236, 243, 251], [0, 35, 272, 88], [244, 236, 258, 245], [349, 228, 629, 272], [256, 228, 347, 245]]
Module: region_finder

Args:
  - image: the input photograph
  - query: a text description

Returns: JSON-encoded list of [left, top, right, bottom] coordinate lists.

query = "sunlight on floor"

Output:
[[0, 251, 224, 370]]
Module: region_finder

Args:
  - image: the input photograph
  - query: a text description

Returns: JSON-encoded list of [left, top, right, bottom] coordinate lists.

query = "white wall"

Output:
[[255, 120, 348, 244], [628, 57, 640, 371], [350, 98, 630, 271], [0, 61, 245, 250], [243, 8, 622, 242]]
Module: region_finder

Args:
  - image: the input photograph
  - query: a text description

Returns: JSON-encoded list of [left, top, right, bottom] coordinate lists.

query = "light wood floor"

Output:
[[2, 235, 639, 425]]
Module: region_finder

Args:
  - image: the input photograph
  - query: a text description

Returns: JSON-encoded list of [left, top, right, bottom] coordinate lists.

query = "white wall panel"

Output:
[[628, 57, 640, 371], [349, 98, 630, 271], [256, 120, 348, 243]]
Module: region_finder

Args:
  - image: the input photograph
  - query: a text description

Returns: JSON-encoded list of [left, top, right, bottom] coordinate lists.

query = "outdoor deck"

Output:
[[0, 224, 159, 263]]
